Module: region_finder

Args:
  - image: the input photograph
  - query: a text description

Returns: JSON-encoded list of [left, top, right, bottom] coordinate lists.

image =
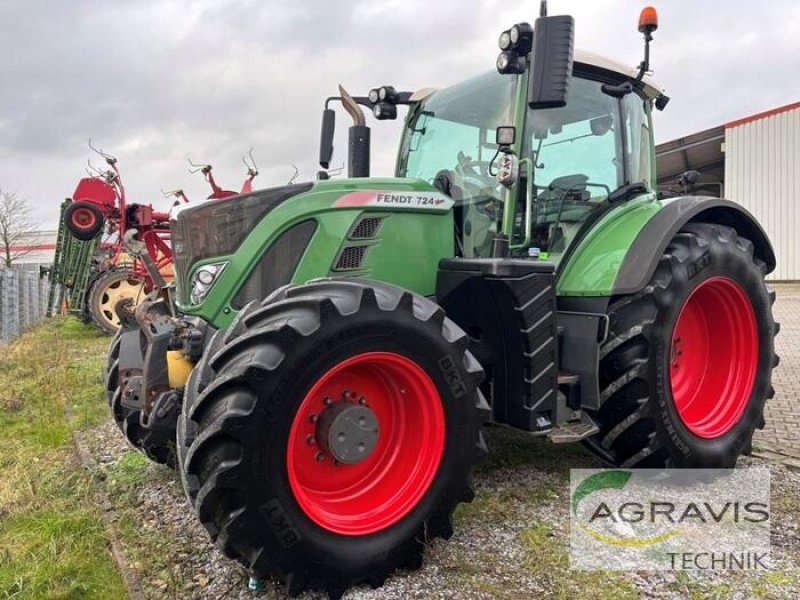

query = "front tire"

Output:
[[105, 328, 177, 468], [585, 223, 778, 468], [178, 280, 488, 597]]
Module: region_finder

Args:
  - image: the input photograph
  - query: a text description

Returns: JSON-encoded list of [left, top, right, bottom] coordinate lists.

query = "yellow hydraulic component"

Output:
[[167, 351, 194, 389]]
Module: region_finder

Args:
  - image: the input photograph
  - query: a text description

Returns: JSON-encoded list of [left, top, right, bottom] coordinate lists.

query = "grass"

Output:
[[0, 317, 126, 599], [519, 522, 639, 600]]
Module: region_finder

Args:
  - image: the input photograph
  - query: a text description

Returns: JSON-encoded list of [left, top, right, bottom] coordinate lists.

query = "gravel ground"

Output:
[[77, 421, 800, 600]]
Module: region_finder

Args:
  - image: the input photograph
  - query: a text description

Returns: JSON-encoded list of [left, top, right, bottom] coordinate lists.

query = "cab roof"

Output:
[[574, 49, 665, 99], [409, 50, 666, 103]]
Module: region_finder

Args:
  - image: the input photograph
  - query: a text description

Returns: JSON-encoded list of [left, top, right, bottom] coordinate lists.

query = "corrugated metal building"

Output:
[[656, 101, 800, 280]]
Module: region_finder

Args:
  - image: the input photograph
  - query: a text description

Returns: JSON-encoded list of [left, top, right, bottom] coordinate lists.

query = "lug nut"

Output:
[[309, 413, 318, 423], [306, 434, 316, 445], [358, 397, 367, 405], [315, 452, 326, 462], [323, 397, 332, 406]]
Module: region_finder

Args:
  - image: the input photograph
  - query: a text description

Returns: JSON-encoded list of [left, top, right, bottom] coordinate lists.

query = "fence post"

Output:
[[1, 271, 20, 341]]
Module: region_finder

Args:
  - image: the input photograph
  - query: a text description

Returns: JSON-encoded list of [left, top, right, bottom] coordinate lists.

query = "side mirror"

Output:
[[528, 15, 574, 110], [319, 108, 335, 169]]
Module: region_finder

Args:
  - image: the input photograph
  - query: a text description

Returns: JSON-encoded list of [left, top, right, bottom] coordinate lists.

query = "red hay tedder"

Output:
[[60, 143, 259, 333]]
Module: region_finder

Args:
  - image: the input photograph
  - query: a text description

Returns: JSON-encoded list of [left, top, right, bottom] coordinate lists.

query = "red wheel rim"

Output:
[[287, 352, 445, 535], [72, 207, 96, 230], [669, 276, 758, 438]]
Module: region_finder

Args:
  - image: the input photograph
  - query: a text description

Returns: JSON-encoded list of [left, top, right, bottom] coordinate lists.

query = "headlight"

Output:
[[190, 262, 226, 304]]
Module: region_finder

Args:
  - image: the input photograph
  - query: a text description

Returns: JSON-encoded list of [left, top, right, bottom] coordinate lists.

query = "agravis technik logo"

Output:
[[569, 468, 771, 570]]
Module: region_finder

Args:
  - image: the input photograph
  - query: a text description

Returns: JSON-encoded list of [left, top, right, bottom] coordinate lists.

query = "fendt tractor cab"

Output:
[[106, 5, 778, 597]]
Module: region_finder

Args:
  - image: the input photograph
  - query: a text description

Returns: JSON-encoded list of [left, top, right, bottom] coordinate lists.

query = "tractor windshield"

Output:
[[397, 71, 515, 257]]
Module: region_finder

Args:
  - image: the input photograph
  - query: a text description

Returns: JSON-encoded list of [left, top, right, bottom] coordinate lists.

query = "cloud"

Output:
[[1, 0, 798, 227]]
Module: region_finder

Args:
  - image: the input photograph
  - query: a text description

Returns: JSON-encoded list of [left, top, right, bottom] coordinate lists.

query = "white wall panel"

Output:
[[725, 106, 800, 280]]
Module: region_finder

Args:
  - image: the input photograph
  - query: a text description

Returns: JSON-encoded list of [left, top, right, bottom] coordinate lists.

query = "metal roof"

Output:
[[656, 101, 800, 189], [726, 101, 800, 129], [655, 125, 725, 187]]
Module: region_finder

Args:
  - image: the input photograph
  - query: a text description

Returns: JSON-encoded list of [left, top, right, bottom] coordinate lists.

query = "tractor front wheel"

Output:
[[178, 280, 487, 597], [586, 223, 778, 468], [105, 328, 177, 467]]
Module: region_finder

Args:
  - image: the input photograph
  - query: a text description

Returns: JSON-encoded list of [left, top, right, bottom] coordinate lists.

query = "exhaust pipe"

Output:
[[339, 85, 370, 178]]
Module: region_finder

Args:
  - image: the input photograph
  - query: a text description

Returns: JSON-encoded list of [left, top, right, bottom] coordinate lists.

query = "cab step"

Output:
[[548, 413, 599, 444]]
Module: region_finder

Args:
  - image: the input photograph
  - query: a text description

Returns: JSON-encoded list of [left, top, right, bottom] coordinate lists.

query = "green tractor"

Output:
[[106, 5, 778, 596]]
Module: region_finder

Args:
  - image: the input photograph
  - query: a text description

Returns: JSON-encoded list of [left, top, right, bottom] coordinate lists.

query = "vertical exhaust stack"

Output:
[[339, 85, 371, 178]]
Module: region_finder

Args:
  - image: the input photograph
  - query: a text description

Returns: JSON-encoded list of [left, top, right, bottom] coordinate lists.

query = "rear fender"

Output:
[[556, 194, 775, 297], [612, 196, 775, 295]]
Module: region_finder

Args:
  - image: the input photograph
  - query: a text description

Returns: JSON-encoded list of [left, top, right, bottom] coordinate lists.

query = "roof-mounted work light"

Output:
[[373, 102, 397, 120], [509, 22, 533, 54], [496, 51, 526, 74], [498, 30, 512, 51], [496, 22, 533, 75]]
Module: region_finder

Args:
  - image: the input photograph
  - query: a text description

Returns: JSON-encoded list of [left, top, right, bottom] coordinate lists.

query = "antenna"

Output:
[[540, 1, 547, 17]]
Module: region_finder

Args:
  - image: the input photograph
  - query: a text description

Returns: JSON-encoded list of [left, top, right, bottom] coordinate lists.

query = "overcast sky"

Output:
[[1, 0, 799, 228]]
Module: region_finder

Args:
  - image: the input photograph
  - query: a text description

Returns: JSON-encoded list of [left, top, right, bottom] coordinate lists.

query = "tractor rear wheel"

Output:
[[64, 201, 105, 240], [88, 268, 146, 334], [178, 280, 488, 597], [585, 223, 778, 468]]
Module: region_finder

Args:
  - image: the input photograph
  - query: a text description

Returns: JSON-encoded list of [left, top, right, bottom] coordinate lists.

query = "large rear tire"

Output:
[[88, 268, 146, 335], [584, 223, 778, 468], [178, 279, 488, 597]]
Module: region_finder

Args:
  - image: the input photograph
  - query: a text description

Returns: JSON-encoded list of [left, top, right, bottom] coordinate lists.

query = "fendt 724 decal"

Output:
[[333, 190, 454, 211]]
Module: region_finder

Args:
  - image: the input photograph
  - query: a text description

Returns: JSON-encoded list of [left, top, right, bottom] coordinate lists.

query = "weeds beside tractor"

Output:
[[105, 5, 778, 597]]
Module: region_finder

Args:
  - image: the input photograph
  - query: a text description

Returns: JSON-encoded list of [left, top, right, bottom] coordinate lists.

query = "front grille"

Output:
[[232, 220, 317, 309], [171, 182, 312, 304], [333, 246, 368, 271], [348, 217, 383, 240]]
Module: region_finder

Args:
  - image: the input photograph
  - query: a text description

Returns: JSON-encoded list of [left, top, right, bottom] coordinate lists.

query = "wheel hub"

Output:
[[316, 399, 379, 464], [74, 209, 94, 226]]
